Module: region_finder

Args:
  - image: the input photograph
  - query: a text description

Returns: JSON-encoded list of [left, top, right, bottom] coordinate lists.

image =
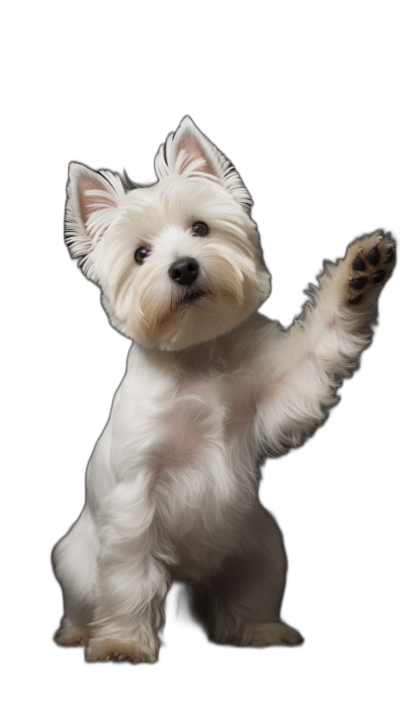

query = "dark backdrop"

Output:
[[28, 51, 400, 705]]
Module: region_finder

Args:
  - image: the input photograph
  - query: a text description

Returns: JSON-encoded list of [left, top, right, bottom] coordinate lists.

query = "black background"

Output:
[[26, 32, 400, 710]]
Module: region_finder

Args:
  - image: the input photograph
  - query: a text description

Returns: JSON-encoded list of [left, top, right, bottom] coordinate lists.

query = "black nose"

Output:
[[168, 258, 199, 286]]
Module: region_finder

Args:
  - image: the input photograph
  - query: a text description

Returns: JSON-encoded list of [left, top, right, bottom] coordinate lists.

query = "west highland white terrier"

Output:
[[52, 117, 396, 663]]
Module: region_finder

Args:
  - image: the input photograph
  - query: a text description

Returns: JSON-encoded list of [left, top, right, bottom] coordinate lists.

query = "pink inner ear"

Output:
[[78, 176, 115, 223], [176, 133, 216, 176]]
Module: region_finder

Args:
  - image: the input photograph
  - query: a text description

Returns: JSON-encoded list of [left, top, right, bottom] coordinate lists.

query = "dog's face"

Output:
[[65, 117, 271, 350]]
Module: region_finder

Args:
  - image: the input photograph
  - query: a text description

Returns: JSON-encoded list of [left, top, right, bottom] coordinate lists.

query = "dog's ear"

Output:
[[65, 162, 125, 277], [154, 116, 253, 213]]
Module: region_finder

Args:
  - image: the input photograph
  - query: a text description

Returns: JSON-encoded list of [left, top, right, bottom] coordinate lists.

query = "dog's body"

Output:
[[53, 117, 395, 663]]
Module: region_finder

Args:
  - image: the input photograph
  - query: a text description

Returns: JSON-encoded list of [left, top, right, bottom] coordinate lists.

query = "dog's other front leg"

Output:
[[255, 230, 396, 455], [86, 477, 170, 664]]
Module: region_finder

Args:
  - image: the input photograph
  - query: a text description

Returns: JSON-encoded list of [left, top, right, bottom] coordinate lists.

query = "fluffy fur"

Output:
[[53, 116, 396, 663]]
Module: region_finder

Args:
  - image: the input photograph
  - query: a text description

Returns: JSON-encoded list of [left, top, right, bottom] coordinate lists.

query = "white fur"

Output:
[[53, 117, 395, 662]]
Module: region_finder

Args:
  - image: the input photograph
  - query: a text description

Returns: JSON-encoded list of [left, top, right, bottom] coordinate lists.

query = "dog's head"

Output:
[[65, 117, 271, 350]]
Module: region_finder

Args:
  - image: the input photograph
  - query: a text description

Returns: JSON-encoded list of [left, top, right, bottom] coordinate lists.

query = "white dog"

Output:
[[52, 117, 395, 663]]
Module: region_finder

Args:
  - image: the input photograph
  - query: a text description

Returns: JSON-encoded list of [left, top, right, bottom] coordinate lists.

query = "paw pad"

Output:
[[384, 248, 394, 264], [372, 270, 385, 284], [352, 255, 366, 271], [350, 277, 367, 290], [348, 293, 363, 305], [366, 245, 380, 266], [347, 231, 395, 306]]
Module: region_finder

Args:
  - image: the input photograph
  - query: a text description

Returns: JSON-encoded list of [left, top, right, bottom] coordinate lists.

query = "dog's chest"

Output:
[[174, 367, 257, 438], [112, 346, 258, 477]]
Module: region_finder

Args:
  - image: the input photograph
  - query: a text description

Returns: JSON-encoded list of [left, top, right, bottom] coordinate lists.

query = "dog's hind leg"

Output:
[[52, 506, 99, 647], [190, 502, 304, 647]]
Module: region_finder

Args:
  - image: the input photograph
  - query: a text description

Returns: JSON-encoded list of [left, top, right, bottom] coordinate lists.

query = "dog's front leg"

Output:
[[255, 230, 395, 455], [85, 478, 170, 664]]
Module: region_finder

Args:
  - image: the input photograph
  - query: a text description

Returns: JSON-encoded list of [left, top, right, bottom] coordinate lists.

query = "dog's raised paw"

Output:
[[346, 230, 396, 306], [85, 637, 157, 664]]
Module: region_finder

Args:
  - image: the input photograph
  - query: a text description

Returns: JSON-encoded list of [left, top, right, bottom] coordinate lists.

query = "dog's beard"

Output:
[[136, 258, 259, 350], [135, 283, 226, 350]]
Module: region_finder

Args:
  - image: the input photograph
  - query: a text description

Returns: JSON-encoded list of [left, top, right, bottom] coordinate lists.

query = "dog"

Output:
[[52, 116, 395, 663]]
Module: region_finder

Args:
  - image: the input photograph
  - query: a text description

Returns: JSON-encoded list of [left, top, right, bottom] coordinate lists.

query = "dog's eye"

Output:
[[134, 247, 150, 264], [192, 222, 209, 237]]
